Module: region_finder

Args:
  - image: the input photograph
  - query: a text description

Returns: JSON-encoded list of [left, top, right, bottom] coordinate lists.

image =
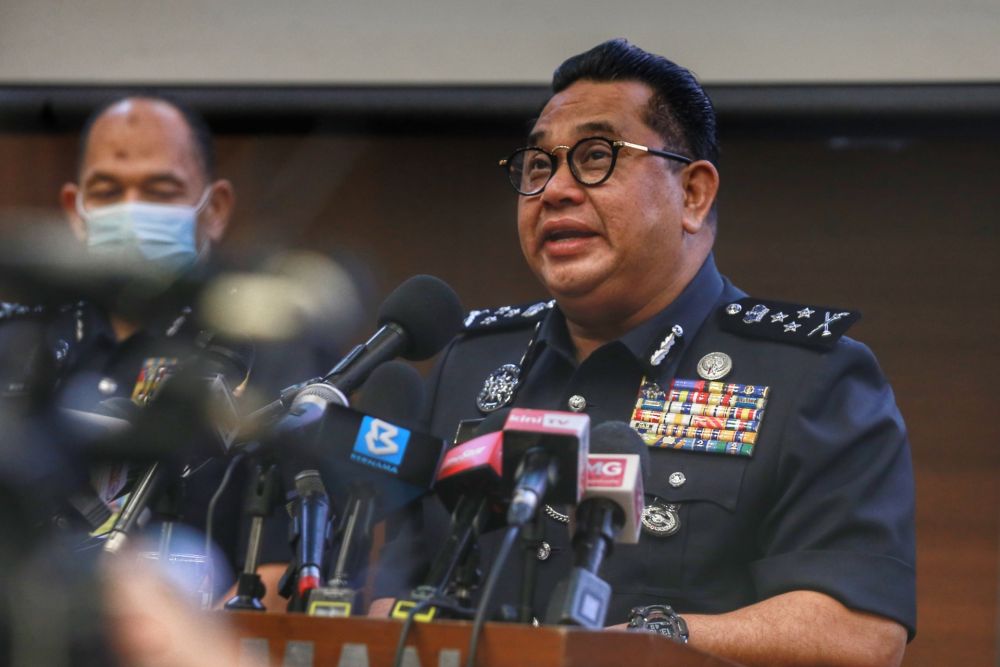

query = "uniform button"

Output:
[[536, 541, 552, 561], [98, 377, 118, 395], [567, 395, 587, 412], [668, 472, 686, 487]]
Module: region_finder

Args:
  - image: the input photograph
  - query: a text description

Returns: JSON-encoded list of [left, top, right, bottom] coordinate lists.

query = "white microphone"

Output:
[[545, 421, 648, 628]]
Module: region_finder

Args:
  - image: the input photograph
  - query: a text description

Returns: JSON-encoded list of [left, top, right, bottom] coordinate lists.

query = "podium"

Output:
[[226, 612, 741, 667]]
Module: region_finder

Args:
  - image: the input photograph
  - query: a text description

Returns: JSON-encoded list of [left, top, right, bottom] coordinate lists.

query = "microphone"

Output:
[[323, 274, 462, 394], [239, 274, 462, 441], [545, 421, 649, 628], [501, 408, 589, 526], [306, 361, 427, 617], [292, 470, 331, 598], [390, 410, 511, 621]]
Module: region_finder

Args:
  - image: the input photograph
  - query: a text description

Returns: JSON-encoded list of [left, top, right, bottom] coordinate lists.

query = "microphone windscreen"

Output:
[[590, 421, 651, 483], [376, 275, 463, 361], [355, 360, 425, 424]]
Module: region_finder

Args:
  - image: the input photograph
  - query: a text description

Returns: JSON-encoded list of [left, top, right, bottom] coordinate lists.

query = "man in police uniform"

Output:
[[0, 96, 293, 606], [374, 40, 915, 666]]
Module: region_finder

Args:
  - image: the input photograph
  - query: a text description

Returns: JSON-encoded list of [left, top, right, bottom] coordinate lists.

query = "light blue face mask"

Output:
[[75, 189, 211, 275]]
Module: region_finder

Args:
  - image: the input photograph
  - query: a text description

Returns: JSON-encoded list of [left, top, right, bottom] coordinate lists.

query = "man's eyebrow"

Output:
[[82, 171, 187, 189], [141, 173, 186, 189], [579, 120, 618, 136], [527, 120, 620, 146], [82, 172, 118, 189]]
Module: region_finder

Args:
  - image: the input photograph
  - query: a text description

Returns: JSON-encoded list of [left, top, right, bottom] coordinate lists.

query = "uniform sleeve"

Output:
[[749, 338, 916, 637]]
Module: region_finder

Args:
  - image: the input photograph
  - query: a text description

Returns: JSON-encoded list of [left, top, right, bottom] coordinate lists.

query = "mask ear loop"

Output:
[[74, 190, 91, 220], [193, 185, 215, 263], [193, 186, 213, 213]]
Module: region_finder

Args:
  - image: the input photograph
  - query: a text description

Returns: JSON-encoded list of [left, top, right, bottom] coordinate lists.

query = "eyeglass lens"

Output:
[[508, 138, 616, 195]]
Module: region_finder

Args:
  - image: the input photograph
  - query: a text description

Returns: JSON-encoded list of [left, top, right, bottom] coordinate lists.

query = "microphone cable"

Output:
[[465, 524, 519, 667], [200, 451, 245, 608], [391, 587, 440, 667]]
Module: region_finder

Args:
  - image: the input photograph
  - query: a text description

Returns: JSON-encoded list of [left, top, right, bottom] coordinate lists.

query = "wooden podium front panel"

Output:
[[226, 612, 741, 667]]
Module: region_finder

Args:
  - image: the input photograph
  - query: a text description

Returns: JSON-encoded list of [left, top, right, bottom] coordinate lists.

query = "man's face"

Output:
[[64, 98, 225, 247], [517, 80, 700, 322]]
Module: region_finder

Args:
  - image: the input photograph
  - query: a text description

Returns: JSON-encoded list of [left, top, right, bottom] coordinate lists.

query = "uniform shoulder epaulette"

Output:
[[463, 299, 555, 334], [718, 296, 860, 350]]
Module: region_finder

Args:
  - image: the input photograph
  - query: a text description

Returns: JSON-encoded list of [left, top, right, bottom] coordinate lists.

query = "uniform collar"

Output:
[[537, 253, 725, 376]]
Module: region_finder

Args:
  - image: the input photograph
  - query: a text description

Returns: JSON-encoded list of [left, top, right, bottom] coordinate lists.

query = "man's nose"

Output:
[[540, 159, 585, 206], [121, 189, 145, 204]]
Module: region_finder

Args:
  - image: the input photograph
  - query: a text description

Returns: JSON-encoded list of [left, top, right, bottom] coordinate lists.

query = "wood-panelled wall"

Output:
[[1, 125, 997, 665]]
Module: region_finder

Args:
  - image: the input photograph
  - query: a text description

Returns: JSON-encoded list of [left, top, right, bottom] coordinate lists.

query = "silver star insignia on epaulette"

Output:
[[464, 309, 485, 327], [784, 322, 801, 332], [770, 312, 788, 323], [796, 307, 815, 319]]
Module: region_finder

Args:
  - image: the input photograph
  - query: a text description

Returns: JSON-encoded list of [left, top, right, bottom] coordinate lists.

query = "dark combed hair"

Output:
[[552, 39, 719, 166], [77, 93, 216, 179]]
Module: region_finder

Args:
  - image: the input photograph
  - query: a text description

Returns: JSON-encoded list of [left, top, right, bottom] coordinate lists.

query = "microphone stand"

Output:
[[103, 463, 164, 555], [225, 463, 281, 611], [153, 474, 186, 562], [517, 510, 545, 624], [305, 483, 376, 617], [391, 496, 488, 622]]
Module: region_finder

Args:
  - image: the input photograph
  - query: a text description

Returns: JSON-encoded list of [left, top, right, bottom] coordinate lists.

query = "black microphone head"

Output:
[[356, 361, 425, 424], [590, 421, 651, 483], [376, 275, 463, 361]]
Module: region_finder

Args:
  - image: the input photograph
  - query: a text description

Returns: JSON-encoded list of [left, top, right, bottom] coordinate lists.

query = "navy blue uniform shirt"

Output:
[[376, 254, 916, 637]]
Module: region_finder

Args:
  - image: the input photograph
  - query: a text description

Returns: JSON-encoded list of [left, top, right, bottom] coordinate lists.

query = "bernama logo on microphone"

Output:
[[351, 417, 410, 474]]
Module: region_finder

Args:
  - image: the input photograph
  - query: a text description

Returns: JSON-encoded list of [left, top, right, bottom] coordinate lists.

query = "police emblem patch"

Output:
[[696, 352, 732, 381], [641, 497, 681, 537], [477, 363, 520, 413]]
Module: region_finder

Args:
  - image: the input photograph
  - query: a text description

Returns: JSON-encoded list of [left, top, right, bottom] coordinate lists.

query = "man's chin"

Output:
[[541, 274, 610, 306]]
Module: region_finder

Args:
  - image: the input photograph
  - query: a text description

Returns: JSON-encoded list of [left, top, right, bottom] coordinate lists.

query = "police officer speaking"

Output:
[[374, 39, 915, 667]]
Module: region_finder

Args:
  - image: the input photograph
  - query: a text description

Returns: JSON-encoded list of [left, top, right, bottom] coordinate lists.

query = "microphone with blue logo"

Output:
[[305, 361, 439, 617]]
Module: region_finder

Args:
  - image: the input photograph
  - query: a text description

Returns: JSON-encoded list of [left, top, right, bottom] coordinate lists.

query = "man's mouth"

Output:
[[542, 220, 600, 243], [546, 229, 596, 242]]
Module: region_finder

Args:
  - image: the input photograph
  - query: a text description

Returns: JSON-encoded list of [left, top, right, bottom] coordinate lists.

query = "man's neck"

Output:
[[561, 249, 711, 363]]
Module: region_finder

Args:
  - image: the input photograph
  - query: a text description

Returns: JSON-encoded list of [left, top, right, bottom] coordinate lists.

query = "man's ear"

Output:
[[199, 179, 235, 244], [60, 182, 87, 242], [680, 160, 720, 235]]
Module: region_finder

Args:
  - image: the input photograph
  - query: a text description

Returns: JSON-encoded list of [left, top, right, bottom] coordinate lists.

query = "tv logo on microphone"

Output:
[[351, 417, 410, 473], [586, 457, 626, 487]]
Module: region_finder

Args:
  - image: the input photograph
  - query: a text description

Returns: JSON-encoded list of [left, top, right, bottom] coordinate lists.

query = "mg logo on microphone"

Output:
[[351, 417, 410, 472], [586, 457, 626, 487]]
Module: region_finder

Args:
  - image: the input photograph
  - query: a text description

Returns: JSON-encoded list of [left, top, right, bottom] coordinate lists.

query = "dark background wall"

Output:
[[1, 86, 998, 665]]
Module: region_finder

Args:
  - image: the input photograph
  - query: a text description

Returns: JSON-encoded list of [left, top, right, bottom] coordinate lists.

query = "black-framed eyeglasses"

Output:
[[499, 136, 693, 196]]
